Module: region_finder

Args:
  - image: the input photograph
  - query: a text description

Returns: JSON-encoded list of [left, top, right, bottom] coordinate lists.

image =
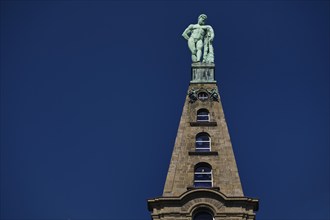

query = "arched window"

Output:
[[193, 211, 213, 220], [197, 109, 210, 122], [194, 163, 212, 187], [195, 132, 211, 152]]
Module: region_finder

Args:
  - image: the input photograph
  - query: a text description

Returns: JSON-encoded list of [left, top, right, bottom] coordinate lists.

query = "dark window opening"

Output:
[[195, 132, 211, 152], [194, 163, 212, 187], [197, 109, 210, 122], [193, 211, 213, 220]]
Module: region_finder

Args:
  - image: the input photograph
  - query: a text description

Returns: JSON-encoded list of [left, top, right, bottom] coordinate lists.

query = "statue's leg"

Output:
[[196, 40, 203, 62], [188, 38, 197, 62]]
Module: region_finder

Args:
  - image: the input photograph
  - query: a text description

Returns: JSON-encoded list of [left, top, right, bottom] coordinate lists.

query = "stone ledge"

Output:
[[189, 151, 218, 156], [190, 81, 217, 84], [190, 121, 217, 127], [191, 63, 215, 68], [187, 186, 220, 191]]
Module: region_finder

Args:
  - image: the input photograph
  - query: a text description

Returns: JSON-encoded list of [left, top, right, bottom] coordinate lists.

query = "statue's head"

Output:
[[198, 14, 207, 25]]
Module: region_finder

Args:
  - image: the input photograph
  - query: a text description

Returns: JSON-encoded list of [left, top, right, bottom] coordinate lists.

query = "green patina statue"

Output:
[[182, 14, 215, 63]]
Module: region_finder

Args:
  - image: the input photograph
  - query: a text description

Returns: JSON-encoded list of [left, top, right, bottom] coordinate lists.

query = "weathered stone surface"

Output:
[[163, 83, 243, 197]]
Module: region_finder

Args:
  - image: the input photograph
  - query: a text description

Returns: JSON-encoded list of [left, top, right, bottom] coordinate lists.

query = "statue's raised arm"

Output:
[[182, 14, 215, 64], [203, 25, 215, 63], [206, 25, 215, 42]]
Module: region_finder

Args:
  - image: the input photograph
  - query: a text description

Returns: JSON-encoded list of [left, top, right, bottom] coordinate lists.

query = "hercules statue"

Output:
[[182, 14, 215, 63]]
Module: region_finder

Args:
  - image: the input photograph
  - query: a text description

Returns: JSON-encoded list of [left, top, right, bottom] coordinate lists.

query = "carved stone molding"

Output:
[[188, 88, 219, 103]]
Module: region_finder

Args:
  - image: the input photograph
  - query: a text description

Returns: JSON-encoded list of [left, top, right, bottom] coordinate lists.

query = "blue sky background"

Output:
[[1, 1, 329, 220]]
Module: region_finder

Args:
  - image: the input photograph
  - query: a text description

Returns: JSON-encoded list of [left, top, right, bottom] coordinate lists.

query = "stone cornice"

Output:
[[147, 188, 259, 212]]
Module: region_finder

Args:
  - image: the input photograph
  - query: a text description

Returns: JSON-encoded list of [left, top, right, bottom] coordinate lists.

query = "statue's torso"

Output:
[[190, 24, 206, 40]]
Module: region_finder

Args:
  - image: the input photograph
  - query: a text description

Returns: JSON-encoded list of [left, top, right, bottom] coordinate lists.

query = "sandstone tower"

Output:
[[147, 63, 259, 220]]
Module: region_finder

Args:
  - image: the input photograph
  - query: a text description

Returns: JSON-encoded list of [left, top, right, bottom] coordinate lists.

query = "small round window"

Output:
[[198, 92, 208, 101]]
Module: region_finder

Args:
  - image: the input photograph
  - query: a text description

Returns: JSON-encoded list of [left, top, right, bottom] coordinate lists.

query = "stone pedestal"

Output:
[[191, 63, 216, 83]]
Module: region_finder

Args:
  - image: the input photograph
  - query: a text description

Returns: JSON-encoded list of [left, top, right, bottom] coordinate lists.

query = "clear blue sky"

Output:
[[1, 1, 329, 220]]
